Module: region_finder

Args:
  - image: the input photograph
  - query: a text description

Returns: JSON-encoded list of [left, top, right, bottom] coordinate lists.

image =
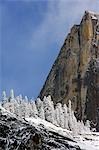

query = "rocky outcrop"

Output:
[[39, 11, 99, 126], [0, 108, 81, 150]]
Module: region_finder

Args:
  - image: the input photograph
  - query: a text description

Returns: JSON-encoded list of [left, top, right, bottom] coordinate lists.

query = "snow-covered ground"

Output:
[[72, 132, 99, 150], [0, 103, 99, 150], [26, 117, 99, 150]]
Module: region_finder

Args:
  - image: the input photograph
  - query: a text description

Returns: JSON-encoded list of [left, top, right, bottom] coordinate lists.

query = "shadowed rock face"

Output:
[[39, 11, 99, 127]]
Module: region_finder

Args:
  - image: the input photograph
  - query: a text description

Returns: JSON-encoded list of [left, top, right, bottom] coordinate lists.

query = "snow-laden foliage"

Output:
[[43, 95, 55, 124], [36, 98, 45, 119], [0, 104, 99, 150], [55, 103, 64, 128], [0, 89, 91, 134], [30, 100, 38, 118], [63, 104, 69, 129]]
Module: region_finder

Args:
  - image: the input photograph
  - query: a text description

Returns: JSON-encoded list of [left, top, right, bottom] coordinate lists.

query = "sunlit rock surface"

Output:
[[39, 11, 99, 128]]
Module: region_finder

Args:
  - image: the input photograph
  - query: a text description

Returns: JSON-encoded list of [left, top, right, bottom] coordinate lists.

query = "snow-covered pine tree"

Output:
[[2, 91, 12, 113], [19, 95, 26, 118], [2, 91, 8, 106], [14, 97, 20, 118], [85, 120, 91, 132], [63, 104, 69, 129], [55, 104, 60, 126], [77, 120, 82, 134], [76, 120, 85, 134], [10, 90, 19, 114], [55, 103, 64, 128], [43, 95, 55, 124], [15, 96, 21, 119], [10, 89, 15, 100], [36, 98, 45, 119], [5, 89, 15, 114], [71, 111, 78, 135], [50, 99, 57, 125], [68, 100, 73, 130], [2, 102, 10, 112], [19, 94, 23, 104], [16, 95, 22, 119], [80, 120, 85, 134], [30, 100, 38, 118], [24, 96, 29, 103], [68, 100, 72, 114], [24, 97, 31, 118], [16, 96, 20, 104], [1, 89, 93, 134]]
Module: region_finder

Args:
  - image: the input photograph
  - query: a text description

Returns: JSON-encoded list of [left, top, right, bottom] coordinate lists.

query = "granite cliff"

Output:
[[39, 11, 99, 127]]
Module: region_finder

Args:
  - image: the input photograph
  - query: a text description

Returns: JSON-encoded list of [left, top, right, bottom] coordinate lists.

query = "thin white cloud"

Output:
[[29, 0, 99, 53], [1, 0, 99, 97]]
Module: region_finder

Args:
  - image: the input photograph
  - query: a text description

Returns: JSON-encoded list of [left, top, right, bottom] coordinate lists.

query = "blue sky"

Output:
[[0, 0, 99, 99]]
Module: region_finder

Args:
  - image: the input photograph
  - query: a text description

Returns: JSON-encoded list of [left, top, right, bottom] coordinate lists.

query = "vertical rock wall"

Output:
[[39, 11, 99, 124]]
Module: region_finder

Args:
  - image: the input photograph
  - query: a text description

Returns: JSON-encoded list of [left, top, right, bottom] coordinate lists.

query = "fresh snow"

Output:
[[0, 90, 99, 150], [1, 90, 91, 135], [85, 10, 98, 20], [25, 117, 99, 150], [25, 117, 72, 138], [0, 103, 15, 117]]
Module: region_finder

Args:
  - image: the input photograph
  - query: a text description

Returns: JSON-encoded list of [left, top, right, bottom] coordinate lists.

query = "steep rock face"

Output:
[[39, 11, 99, 125]]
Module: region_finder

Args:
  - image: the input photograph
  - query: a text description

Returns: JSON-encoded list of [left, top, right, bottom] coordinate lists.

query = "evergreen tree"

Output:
[[80, 120, 85, 134], [10, 89, 14, 100], [36, 98, 45, 119], [68, 100, 72, 114], [71, 111, 78, 134], [56, 103, 64, 128], [24, 96, 29, 103], [55, 105, 60, 125], [1, 89, 92, 134], [25, 102, 31, 118], [85, 120, 91, 132], [68, 100, 73, 130], [19, 95, 25, 118], [30, 100, 38, 118], [43, 96, 55, 124], [63, 104, 69, 129], [2, 91, 8, 106], [15, 96, 24, 119], [19, 95, 23, 104], [14, 100, 20, 118]]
